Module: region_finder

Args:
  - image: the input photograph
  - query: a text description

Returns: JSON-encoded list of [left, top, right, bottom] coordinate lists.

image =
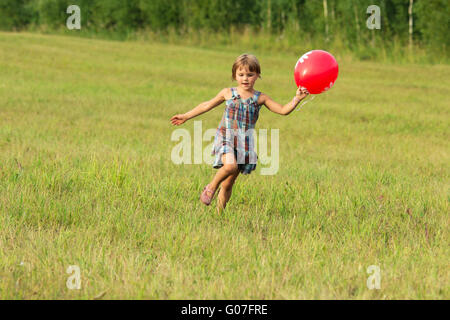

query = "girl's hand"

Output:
[[296, 86, 309, 100], [170, 114, 187, 126]]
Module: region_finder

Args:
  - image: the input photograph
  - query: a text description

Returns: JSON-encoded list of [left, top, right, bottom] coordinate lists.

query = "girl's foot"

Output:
[[200, 184, 216, 206]]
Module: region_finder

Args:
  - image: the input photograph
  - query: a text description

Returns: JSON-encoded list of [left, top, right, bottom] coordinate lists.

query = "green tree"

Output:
[[416, 0, 449, 56], [0, 0, 35, 30]]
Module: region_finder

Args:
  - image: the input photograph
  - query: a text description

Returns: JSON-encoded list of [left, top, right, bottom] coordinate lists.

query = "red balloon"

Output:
[[294, 50, 339, 94]]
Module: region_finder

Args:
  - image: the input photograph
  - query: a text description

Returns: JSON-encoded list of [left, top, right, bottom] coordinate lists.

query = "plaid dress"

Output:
[[212, 87, 262, 175]]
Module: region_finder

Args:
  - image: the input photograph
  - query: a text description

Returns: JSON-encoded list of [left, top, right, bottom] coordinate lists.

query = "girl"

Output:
[[170, 54, 309, 213]]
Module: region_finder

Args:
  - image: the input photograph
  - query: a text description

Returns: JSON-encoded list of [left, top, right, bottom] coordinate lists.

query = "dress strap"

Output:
[[231, 87, 239, 99], [252, 91, 261, 105]]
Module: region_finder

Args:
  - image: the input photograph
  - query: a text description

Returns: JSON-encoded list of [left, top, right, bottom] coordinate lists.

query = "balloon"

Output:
[[294, 50, 339, 94]]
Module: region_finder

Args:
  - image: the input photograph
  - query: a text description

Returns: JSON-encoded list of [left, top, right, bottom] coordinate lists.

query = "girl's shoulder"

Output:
[[223, 87, 234, 101], [255, 90, 265, 106]]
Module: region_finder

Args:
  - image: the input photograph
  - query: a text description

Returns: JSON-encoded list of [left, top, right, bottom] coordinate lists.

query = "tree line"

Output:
[[0, 0, 448, 60]]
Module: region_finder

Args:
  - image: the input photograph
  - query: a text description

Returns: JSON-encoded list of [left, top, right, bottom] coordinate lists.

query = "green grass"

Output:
[[0, 31, 448, 299]]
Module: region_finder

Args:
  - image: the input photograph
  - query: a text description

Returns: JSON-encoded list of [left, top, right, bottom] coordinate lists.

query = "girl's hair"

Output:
[[231, 54, 262, 80]]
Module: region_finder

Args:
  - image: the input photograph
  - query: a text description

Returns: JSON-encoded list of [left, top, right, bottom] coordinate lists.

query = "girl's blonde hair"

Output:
[[231, 54, 261, 80]]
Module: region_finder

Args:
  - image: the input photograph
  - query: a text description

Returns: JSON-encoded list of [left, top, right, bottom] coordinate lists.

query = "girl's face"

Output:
[[235, 66, 259, 90]]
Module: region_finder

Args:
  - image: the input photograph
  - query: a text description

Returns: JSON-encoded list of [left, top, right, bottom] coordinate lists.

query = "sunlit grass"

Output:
[[0, 32, 448, 299]]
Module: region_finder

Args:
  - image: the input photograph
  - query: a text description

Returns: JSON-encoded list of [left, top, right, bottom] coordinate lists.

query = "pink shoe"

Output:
[[200, 184, 216, 206]]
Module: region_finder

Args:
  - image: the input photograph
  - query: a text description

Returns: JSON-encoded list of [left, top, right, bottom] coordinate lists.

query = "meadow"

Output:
[[0, 31, 448, 299]]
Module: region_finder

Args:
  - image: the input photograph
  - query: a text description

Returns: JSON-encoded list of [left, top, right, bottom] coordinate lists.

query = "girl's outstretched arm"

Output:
[[170, 88, 227, 126], [261, 87, 309, 116]]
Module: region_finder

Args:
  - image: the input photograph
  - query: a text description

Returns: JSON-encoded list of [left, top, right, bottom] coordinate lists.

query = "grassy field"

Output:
[[0, 32, 448, 299]]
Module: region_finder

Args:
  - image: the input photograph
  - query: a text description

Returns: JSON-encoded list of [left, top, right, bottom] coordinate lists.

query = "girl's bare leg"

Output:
[[216, 170, 239, 214], [208, 153, 238, 191]]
